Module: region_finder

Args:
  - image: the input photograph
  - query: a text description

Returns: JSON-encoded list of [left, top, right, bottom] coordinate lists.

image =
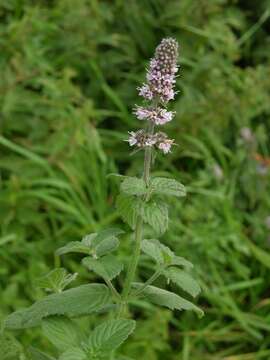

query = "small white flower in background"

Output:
[[240, 127, 255, 143], [213, 164, 224, 181], [265, 216, 270, 230]]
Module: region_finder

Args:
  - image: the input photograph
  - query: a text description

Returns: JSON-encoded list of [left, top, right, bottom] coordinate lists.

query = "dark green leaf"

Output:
[[120, 177, 147, 196], [36, 268, 77, 293], [141, 201, 168, 235], [151, 177, 186, 197]]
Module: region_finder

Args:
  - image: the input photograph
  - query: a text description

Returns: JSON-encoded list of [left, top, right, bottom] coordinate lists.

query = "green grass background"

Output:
[[1, 0, 270, 359]]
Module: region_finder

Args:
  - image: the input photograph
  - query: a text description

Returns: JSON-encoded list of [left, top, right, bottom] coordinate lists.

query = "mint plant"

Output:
[[4, 38, 203, 360]]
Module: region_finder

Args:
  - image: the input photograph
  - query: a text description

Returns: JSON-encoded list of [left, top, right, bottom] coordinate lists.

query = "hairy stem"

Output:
[[122, 122, 155, 301], [133, 268, 163, 297]]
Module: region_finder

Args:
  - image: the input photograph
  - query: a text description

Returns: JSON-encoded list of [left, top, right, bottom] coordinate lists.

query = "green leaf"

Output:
[[88, 319, 136, 355], [5, 284, 111, 329], [42, 316, 82, 351], [56, 228, 123, 258], [0, 334, 22, 360], [151, 177, 186, 197], [59, 348, 86, 360], [133, 284, 203, 318], [29, 347, 56, 360], [120, 177, 147, 196], [116, 194, 141, 229], [141, 239, 173, 265], [83, 255, 123, 280], [171, 256, 194, 269], [164, 268, 201, 297], [141, 200, 168, 235], [56, 242, 91, 256], [36, 268, 78, 293], [141, 239, 193, 269]]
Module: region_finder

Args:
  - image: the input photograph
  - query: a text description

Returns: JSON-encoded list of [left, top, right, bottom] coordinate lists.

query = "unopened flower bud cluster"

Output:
[[128, 38, 179, 154]]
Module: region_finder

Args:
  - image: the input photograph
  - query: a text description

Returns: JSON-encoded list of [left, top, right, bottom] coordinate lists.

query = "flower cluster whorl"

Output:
[[128, 38, 179, 154]]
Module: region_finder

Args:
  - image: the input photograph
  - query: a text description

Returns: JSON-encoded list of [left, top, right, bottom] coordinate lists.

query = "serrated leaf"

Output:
[[133, 284, 203, 318], [83, 255, 123, 280], [5, 284, 111, 329], [36, 268, 77, 293], [95, 237, 119, 257], [56, 229, 123, 258], [29, 347, 56, 360], [88, 319, 136, 355], [59, 348, 86, 360], [164, 268, 201, 297], [55, 242, 91, 256], [151, 177, 186, 197], [141, 239, 173, 265], [141, 201, 168, 235], [120, 177, 147, 196], [141, 239, 194, 269], [42, 316, 82, 351], [116, 194, 141, 229]]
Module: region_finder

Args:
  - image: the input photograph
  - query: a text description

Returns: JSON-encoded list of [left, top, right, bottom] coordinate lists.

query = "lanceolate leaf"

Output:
[[5, 284, 112, 329], [42, 316, 83, 351], [141, 200, 168, 235], [29, 347, 56, 360], [164, 268, 201, 297], [151, 177, 186, 197], [88, 319, 136, 355], [120, 176, 147, 196], [83, 255, 123, 280], [133, 284, 203, 318], [59, 348, 87, 360]]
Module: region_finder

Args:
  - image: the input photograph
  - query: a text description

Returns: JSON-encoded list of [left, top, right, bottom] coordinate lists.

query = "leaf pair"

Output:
[[56, 228, 124, 258], [116, 194, 169, 235], [120, 176, 186, 198], [117, 176, 186, 235]]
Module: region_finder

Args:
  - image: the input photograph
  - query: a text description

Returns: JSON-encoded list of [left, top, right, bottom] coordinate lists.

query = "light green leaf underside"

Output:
[[120, 176, 147, 196], [42, 316, 83, 351], [88, 319, 136, 354], [5, 284, 111, 329], [59, 348, 87, 360], [83, 255, 123, 280], [164, 267, 201, 297], [36, 268, 77, 293], [151, 177, 186, 197], [133, 283, 203, 318]]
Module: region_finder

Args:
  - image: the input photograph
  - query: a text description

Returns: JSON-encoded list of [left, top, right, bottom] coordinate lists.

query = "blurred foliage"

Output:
[[0, 0, 270, 359]]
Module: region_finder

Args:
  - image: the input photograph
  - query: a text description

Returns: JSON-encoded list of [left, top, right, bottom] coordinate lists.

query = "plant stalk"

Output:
[[122, 122, 155, 301]]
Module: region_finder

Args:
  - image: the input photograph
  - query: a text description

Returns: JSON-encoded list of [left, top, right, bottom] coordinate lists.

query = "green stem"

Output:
[[133, 268, 163, 297], [122, 122, 155, 301], [105, 278, 121, 301]]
